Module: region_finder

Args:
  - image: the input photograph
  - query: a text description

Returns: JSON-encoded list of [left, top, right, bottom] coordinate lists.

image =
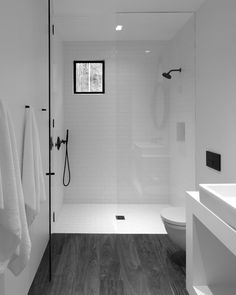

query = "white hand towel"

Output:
[[22, 108, 46, 226], [32, 110, 46, 203], [0, 168, 4, 209], [0, 100, 31, 275]]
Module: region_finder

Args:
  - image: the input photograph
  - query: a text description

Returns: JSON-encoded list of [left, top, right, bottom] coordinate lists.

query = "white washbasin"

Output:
[[199, 183, 236, 229]]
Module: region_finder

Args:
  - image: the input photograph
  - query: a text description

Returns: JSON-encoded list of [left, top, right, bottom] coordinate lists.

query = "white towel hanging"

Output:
[[0, 100, 31, 275], [0, 168, 4, 209], [22, 107, 46, 226]]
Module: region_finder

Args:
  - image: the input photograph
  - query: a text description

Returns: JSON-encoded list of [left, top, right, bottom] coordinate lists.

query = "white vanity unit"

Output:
[[186, 185, 236, 295]]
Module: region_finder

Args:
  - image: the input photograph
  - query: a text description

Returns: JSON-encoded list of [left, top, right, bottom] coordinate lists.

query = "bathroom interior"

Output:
[[51, 4, 196, 235], [0, 0, 236, 295]]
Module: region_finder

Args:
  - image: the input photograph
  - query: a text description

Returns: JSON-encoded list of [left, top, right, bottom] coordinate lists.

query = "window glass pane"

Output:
[[76, 62, 89, 92], [90, 63, 103, 92]]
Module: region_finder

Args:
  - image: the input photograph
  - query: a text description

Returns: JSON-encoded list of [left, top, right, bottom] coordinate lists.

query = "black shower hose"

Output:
[[63, 132, 71, 186]]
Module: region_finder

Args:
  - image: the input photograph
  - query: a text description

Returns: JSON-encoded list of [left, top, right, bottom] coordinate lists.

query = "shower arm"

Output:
[[168, 68, 182, 74]]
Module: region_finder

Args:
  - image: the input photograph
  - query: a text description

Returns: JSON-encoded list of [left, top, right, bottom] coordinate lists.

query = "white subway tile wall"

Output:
[[63, 41, 171, 204]]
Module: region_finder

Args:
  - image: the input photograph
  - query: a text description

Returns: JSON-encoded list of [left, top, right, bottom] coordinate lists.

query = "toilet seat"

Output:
[[161, 207, 186, 227]]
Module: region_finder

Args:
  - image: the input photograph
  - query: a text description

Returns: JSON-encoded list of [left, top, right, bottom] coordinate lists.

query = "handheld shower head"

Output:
[[162, 68, 182, 79]]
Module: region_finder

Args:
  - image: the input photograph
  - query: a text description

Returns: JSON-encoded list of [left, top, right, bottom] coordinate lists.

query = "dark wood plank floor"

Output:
[[29, 234, 188, 295]]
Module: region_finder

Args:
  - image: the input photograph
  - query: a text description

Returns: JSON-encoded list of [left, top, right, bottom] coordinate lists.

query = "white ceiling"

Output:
[[53, 0, 205, 15], [53, 0, 205, 42], [54, 13, 193, 42]]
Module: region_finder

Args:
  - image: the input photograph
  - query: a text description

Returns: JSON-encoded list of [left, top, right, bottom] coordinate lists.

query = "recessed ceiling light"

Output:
[[116, 25, 123, 31], [145, 50, 151, 53]]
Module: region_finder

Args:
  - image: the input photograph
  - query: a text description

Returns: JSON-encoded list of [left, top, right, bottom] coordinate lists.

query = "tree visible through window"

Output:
[[73, 61, 105, 94]]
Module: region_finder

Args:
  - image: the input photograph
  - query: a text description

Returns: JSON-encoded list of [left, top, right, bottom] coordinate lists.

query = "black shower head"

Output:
[[162, 68, 182, 79], [162, 72, 172, 79]]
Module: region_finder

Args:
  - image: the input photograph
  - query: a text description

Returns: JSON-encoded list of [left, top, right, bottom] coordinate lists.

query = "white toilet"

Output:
[[161, 207, 186, 250]]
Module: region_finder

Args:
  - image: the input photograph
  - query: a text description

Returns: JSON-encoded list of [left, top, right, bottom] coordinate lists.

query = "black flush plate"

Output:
[[206, 151, 221, 171], [116, 215, 125, 220]]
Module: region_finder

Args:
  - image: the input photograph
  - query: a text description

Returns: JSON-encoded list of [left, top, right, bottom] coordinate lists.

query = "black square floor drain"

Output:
[[116, 215, 125, 220]]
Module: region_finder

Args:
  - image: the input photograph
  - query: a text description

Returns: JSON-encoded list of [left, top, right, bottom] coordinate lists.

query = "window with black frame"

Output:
[[73, 60, 105, 94]]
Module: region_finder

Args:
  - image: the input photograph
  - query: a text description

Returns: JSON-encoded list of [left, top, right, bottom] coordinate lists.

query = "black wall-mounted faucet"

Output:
[[55, 136, 66, 150], [55, 130, 69, 151]]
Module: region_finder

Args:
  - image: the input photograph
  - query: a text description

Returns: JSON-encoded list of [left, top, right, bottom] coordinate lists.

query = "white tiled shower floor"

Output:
[[53, 204, 169, 234]]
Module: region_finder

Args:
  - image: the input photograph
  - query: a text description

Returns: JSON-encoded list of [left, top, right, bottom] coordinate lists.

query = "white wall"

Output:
[[195, 0, 236, 185], [63, 41, 170, 203], [116, 42, 169, 203], [51, 36, 64, 228], [0, 0, 48, 294], [166, 16, 196, 206], [63, 42, 117, 203]]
